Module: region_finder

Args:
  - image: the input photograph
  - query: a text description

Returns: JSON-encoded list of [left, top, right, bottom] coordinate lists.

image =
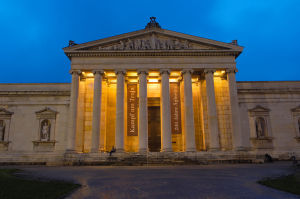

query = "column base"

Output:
[[116, 149, 125, 153], [90, 149, 100, 153], [186, 148, 196, 152], [138, 148, 148, 153], [235, 146, 250, 151], [65, 149, 77, 153], [161, 148, 173, 152], [208, 147, 220, 152]]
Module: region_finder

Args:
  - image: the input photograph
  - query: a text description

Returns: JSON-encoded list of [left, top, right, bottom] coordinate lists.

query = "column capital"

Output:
[[92, 70, 104, 75], [69, 70, 81, 75], [226, 68, 238, 74], [159, 69, 170, 75], [181, 69, 193, 75], [115, 69, 126, 75], [137, 69, 149, 75], [203, 69, 216, 74]]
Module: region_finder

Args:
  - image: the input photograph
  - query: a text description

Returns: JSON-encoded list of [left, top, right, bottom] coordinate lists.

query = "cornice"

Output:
[[238, 88, 300, 95], [65, 50, 241, 58], [0, 91, 70, 97]]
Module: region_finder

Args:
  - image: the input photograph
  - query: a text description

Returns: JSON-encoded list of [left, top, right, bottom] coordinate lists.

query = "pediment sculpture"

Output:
[[96, 37, 191, 51]]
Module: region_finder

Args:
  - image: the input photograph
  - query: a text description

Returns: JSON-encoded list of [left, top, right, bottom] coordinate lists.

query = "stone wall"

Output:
[[0, 83, 70, 154], [238, 81, 300, 156]]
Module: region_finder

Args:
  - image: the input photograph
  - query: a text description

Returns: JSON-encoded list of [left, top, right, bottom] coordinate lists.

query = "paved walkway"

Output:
[[15, 162, 299, 199]]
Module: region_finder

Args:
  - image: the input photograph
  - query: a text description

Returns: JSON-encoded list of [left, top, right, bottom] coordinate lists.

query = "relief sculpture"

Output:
[[98, 37, 191, 51]]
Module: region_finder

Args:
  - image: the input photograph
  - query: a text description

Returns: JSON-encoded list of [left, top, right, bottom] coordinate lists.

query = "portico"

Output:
[[64, 18, 244, 154]]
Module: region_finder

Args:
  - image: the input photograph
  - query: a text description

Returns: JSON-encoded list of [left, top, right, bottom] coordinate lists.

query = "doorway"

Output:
[[148, 106, 161, 152]]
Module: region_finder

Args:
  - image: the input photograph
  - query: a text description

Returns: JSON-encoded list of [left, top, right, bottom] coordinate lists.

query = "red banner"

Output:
[[127, 84, 138, 136], [170, 82, 182, 134]]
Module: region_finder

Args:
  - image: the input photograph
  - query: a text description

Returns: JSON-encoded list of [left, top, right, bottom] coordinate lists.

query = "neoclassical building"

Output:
[[0, 18, 299, 164]]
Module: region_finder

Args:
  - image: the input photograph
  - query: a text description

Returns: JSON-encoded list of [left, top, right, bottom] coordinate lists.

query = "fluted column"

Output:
[[227, 68, 245, 150], [138, 70, 148, 152], [115, 69, 126, 152], [67, 70, 81, 151], [91, 70, 104, 153], [182, 69, 196, 152], [160, 69, 172, 152], [204, 69, 220, 151]]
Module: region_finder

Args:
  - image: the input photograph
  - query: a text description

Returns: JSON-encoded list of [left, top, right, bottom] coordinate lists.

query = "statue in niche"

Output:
[[0, 120, 5, 141], [40, 119, 51, 141], [255, 117, 266, 138]]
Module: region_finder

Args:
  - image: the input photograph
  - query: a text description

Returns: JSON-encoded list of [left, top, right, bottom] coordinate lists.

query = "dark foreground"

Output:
[[0, 169, 80, 199], [3, 162, 300, 199]]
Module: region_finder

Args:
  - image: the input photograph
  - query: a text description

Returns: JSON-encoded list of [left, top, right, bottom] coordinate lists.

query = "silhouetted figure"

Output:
[[291, 156, 300, 167], [264, 153, 273, 163], [109, 146, 116, 156], [291, 156, 297, 164]]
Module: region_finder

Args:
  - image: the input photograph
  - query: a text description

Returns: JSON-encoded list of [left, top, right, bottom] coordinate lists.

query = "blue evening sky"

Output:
[[0, 0, 299, 83]]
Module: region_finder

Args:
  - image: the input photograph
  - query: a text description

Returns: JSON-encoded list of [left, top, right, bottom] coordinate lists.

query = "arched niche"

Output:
[[248, 105, 273, 150], [0, 108, 13, 151], [33, 107, 57, 152]]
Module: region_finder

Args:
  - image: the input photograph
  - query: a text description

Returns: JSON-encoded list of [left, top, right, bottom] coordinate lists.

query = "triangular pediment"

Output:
[[63, 28, 243, 53], [0, 108, 13, 116], [249, 105, 270, 113], [36, 107, 58, 115], [291, 105, 300, 112]]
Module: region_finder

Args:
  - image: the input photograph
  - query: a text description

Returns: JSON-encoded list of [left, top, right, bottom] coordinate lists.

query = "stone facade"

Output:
[[0, 19, 299, 164]]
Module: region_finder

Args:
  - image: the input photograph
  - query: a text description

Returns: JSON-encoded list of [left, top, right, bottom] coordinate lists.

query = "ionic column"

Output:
[[67, 70, 81, 151], [160, 69, 172, 152], [91, 70, 104, 153], [115, 69, 126, 152], [138, 70, 148, 152], [182, 69, 196, 152], [204, 69, 220, 151], [226, 68, 244, 150]]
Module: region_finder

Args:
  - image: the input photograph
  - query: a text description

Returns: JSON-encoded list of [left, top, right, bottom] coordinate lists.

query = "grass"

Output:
[[0, 169, 80, 199], [258, 170, 300, 196]]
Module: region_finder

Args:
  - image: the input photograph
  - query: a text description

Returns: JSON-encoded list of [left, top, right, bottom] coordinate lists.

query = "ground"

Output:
[[3, 162, 299, 199]]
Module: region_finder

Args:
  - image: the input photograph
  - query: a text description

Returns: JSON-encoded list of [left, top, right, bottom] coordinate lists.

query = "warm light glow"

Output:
[[148, 71, 159, 77], [86, 73, 94, 77], [192, 78, 198, 83], [214, 70, 226, 76], [169, 78, 178, 82], [127, 72, 137, 77], [170, 71, 181, 77], [128, 79, 138, 83], [106, 72, 115, 77], [148, 79, 159, 83], [110, 79, 117, 83]]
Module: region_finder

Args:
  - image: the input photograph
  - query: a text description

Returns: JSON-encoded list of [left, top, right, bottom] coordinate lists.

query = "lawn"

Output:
[[258, 170, 300, 196], [0, 169, 80, 199]]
